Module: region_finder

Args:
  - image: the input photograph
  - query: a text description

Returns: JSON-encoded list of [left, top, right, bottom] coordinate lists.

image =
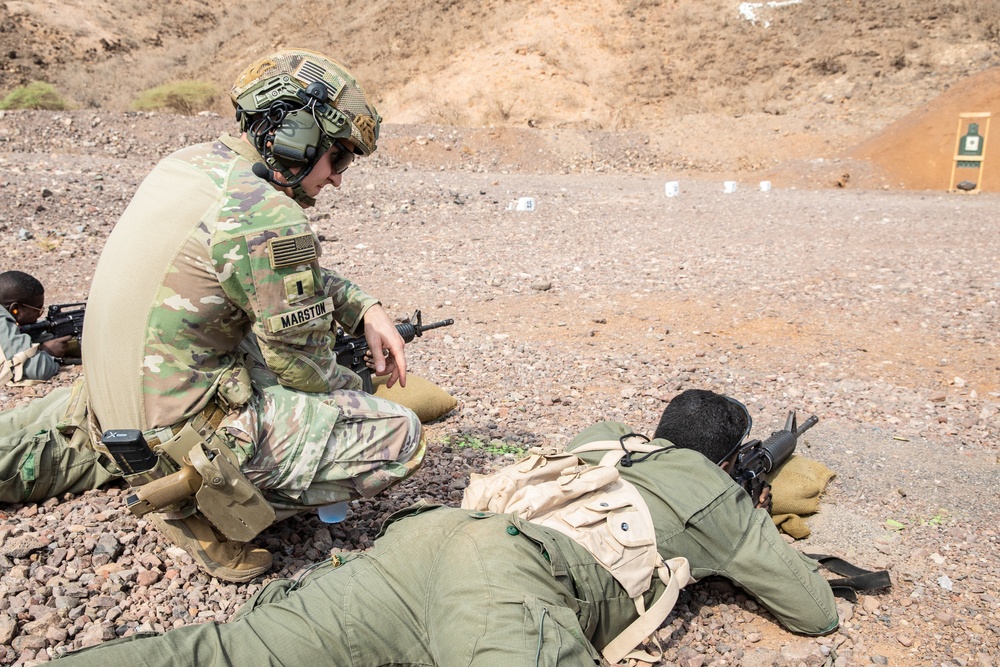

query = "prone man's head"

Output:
[[0, 270, 45, 325], [653, 389, 751, 466]]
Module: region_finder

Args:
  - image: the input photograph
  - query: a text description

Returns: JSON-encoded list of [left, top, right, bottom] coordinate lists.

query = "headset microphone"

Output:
[[252, 162, 275, 183]]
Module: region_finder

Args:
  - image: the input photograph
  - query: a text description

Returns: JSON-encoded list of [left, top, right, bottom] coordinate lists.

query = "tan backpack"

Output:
[[461, 438, 693, 664]]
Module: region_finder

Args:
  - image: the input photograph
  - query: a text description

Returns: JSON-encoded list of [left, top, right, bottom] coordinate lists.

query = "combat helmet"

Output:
[[231, 48, 381, 205]]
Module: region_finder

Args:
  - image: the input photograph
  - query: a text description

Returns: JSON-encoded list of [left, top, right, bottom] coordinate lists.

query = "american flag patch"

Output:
[[269, 233, 317, 269]]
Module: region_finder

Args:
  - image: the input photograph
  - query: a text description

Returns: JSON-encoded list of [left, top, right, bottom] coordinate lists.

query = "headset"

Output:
[[235, 78, 352, 202]]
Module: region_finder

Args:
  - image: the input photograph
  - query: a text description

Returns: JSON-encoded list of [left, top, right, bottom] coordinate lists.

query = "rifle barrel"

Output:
[[418, 318, 454, 333], [795, 415, 819, 437]]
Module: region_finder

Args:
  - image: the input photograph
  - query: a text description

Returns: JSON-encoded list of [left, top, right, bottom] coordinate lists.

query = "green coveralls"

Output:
[[0, 387, 118, 504], [56, 422, 837, 666]]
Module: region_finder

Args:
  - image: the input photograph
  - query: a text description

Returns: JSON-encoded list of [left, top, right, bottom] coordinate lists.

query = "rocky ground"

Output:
[[0, 111, 997, 666]]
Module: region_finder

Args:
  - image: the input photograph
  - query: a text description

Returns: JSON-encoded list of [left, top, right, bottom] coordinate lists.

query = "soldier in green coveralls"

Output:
[[56, 390, 838, 666], [2, 49, 425, 583]]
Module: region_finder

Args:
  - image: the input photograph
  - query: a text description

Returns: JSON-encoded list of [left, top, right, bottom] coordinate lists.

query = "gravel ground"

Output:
[[0, 111, 998, 666]]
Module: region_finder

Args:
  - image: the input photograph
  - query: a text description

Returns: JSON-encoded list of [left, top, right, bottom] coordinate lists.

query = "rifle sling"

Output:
[[805, 553, 892, 602]]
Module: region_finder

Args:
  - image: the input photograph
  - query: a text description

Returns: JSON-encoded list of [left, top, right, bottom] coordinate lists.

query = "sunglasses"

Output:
[[329, 140, 356, 174], [11, 302, 45, 318], [717, 395, 753, 464]]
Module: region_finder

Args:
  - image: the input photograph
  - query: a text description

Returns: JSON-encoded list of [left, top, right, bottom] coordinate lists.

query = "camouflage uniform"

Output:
[[56, 425, 836, 667], [82, 135, 423, 514]]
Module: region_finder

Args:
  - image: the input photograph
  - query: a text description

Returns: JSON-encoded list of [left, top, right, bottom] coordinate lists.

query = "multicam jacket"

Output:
[[83, 135, 378, 432]]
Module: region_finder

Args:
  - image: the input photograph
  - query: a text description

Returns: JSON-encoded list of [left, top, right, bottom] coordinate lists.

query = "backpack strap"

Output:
[[0, 342, 42, 385], [601, 556, 693, 665], [570, 436, 665, 455]]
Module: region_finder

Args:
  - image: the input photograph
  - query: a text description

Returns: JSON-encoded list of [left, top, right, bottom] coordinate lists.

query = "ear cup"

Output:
[[270, 109, 323, 167]]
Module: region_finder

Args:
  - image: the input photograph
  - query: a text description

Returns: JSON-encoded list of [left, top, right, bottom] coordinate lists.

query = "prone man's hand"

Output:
[[756, 483, 773, 513], [39, 335, 72, 359]]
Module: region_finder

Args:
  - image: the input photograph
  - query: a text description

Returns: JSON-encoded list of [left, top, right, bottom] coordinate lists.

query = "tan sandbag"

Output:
[[372, 373, 457, 423], [768, 455, 836, 539], [769, 455, 835, 516], [772, 513, 812, 539]]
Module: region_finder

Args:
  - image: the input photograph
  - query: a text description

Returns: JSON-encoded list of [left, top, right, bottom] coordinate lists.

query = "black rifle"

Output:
[[334, 310, 454, 393], [730, 411, 818, 512], [20, 302, 86, 342]]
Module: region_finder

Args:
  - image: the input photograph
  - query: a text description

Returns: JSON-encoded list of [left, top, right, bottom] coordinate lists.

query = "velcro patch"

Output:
[[284, 270, 316, 304], [269, 233, 317, 269], [267, 297, 333, 333]]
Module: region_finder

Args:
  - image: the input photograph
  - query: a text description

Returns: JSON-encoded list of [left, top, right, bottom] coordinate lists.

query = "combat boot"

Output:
[[150, 512, 272, 583]]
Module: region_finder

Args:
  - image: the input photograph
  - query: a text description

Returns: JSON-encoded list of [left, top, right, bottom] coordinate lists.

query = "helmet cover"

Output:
[[231, 48, 380, 156]]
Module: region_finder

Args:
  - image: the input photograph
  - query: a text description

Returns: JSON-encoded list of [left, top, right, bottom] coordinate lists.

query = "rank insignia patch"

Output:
[[284, 270, 315, 304]]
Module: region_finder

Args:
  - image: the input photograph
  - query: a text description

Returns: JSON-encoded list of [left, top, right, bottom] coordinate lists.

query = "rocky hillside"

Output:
[[2, 0, 999, 133]]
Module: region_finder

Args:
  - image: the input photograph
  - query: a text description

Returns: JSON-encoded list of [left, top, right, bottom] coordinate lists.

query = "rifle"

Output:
[[334, 310, 454, 393], [730, 411, 818, 512], [19, 302, 86, 342]]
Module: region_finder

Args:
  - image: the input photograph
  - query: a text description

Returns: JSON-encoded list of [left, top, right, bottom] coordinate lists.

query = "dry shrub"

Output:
[[0, 82, 70, 110], [132, 81, 219, 115]]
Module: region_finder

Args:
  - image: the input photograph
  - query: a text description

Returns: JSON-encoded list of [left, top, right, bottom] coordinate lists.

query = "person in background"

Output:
[[0, 270, 71, 384]]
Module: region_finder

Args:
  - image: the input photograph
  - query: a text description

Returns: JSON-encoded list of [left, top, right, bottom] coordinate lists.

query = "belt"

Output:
[[144, 400, 230, 464]]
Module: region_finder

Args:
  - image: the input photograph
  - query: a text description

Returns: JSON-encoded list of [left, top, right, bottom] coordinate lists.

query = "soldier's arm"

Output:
[[214, 223, 364, 393], [319, 268, 380, 336], [705, 488, 839, 635]]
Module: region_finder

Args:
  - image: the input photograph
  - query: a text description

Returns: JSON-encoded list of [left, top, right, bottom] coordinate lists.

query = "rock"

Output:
[[12, 633, 47, 652], [0, 614, 17, 644], [0, 533, 46, 559], [136, 569, 162, 587], [679, 655, 705, 667], [740, 648, 782, 667], [22, 609, 59, 635], [780, 640, 825, 665], [862, 596, 881, 613], [93, 534, 123, 560], [79, 622, 114, 647]]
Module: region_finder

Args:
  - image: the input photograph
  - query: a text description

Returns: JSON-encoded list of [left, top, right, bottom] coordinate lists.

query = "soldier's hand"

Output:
[[362, 304, 407, 388], [40, 335, 72, 359], [756, 484, 773, 513]]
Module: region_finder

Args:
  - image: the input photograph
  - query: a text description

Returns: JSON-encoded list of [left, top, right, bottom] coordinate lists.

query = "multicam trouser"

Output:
[[152, 335, 425, 517], [218, 358, 425, 512], [55, 505, 647, 666]]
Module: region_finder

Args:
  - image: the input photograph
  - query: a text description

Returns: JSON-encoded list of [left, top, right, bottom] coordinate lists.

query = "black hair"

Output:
[[0, 270, 44, 306], [653, 389, 749, 464]]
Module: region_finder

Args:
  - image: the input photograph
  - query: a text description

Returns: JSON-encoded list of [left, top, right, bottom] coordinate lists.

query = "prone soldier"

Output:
[[0, 270, 74, 384], [55, 389, 840, 666]]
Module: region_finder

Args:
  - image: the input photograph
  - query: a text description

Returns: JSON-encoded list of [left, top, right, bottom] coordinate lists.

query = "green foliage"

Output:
[[921, 509, 949, 527], [132, 80, 218, 115], [446, 434, 526, 458], [0, 82, 70, 111]]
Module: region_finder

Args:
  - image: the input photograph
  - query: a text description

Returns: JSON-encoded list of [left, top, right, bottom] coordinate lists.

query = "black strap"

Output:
[[805, 553, 892, 603]]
